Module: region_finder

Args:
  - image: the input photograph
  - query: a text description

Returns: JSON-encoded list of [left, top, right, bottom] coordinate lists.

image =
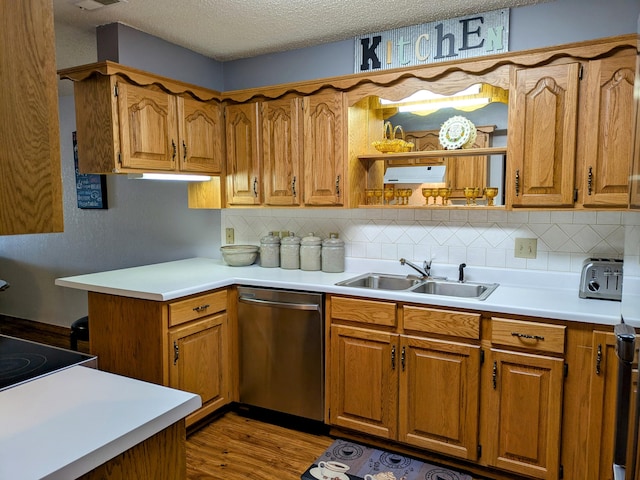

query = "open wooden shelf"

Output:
[[358, 146, 507, 161]]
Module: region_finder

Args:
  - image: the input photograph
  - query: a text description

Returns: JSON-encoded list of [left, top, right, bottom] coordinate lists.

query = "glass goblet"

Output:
[[421, 188, 433, 206], [384, 186, 395, 205], [463, 187, 476, 206], [484, 187, 499, 206], [439, 187, 451, 206], [374, 189, 383, 205]]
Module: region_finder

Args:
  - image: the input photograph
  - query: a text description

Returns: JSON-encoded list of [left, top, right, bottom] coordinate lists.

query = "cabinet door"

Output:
[[303, 91, 346, 205], [329, 325, 398, 439], [389, 130, 444, 166], [398, 335, 480, 461], [225, 102, 261, 205], [580, 52, 635, 207], [117, 82, 178, 171], [179, 97, 224, 174], [0, 0, 63, 234], [584, 332, 618, 480], [507, 63, 580, 207], [445, 128, 491, 199], [262, 97, 302, 205], [168, 313, 230, 424], [484, 348, 564, 479]]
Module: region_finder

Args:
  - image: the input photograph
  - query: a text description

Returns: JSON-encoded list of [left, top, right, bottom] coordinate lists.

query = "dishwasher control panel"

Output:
[[579, 258, 623, 301]]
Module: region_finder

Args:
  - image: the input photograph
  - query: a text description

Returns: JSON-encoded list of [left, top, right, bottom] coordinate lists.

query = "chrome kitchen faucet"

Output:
[[399, 258, 432, 279]]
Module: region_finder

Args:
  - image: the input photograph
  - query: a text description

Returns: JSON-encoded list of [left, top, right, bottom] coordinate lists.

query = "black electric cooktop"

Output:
[[0, 334, 97, 392]]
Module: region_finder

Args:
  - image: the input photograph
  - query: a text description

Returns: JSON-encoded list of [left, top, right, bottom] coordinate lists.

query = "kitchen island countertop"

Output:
[[55, 257, 623, 326], [0, 365, 201, 480]]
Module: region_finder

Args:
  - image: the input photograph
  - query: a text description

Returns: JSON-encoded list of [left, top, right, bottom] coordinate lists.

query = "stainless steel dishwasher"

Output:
[[237, 286, 324, 421]]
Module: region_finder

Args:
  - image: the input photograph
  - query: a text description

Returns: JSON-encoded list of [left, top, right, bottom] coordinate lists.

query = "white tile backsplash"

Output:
[[221, 208, 628, 273]]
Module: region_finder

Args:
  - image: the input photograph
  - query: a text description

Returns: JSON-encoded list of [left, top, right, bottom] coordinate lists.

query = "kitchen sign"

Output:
[[355, 9, 509, 72]]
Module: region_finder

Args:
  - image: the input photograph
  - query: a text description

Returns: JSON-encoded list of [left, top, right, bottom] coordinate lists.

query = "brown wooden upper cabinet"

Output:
[[225, 102, 261, 205], [579, 50, 636, 208], [59, 62, 223, 176], [302, 90, 347, 206], [507, 63, 580, 208], [225, 90, 347, 207], [262, 97, 303, 206], [1, 0, 63, 235]]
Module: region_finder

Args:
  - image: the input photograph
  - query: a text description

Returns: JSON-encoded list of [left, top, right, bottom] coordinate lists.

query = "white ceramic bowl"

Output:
[[220, 245, 259, 266]]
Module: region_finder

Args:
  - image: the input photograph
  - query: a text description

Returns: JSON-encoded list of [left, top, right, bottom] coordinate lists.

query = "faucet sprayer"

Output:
[[458, 263, 467, 282]]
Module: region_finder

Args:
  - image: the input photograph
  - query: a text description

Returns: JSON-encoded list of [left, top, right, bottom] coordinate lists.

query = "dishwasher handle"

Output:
[[238, 295, 320, 311]]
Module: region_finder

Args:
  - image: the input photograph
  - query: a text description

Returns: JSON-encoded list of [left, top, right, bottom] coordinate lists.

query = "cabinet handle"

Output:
[[335, 175, 341, 197], [391, 345, 396, 370], [401, 346, 406, 371], [587, 166, 593, 195], [172, 140, 177, 161], [492, 361, 497, 389], [253, 177, 258, 197], [173, 341, 179, 365], [515, 169, 520, 197], [182, 140, 187, 161], [596, 343, 602, 375], [292, 176, 297, 197], [511, 331, 545, 341], [193, 304, 210, 313]]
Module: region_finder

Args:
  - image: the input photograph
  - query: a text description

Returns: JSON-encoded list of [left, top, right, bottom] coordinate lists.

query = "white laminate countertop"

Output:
[[0, 366, 201, 480], [55, 257, 624, 326]]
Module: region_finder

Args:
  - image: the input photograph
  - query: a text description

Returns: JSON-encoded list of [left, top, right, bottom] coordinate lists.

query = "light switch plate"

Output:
[[515, 238, 537, 259], [225, 228, 235, 244]]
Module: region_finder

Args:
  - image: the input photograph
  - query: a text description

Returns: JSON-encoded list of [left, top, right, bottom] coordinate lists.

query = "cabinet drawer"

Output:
[[403, 306, 480, 339], [169, 290, 227, 327], [331, 296, 396, 327], [491, 317, 566, 354]]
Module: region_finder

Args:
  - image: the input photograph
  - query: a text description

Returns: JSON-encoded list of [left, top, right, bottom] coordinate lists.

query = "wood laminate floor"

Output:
[[186, 410, 333, 480]]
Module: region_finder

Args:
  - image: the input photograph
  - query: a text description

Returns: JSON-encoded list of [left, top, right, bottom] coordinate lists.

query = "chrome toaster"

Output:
[[579, 258, 623, 301]]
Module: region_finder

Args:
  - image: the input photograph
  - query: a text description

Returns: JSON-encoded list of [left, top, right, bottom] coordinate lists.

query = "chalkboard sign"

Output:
[[73, 132, 108, 209]]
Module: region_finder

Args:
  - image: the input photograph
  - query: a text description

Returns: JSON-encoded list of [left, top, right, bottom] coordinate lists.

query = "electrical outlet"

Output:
[[514, 238, 537, 259], [225, 228, 235, 244]]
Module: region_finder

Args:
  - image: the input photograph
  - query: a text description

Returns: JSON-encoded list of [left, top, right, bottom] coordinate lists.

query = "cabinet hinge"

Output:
[[564, 363, 569, 378], [578, 64, 584, 80], [480, 349, 485, 365], [573, 188, 578, 202], [559, 464, 564, 479], [477, 444, 482, 458], [114, 83, 118, 97], [117, 152, 122, 166]]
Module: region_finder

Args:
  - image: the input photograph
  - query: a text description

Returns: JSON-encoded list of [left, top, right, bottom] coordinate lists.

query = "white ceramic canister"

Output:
[[322, 233, 345, 273], [280, 232, 301, 269], [259, 231, 281, 268], [300, 232, 322, 271]]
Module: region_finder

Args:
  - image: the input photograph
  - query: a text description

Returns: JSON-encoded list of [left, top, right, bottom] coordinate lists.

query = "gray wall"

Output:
[[0, 0, 637, 327], [222, 0, 640, 90]]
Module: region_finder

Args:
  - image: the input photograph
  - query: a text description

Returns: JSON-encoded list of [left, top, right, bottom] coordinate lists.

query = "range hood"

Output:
[[383, 166, 446, 184]]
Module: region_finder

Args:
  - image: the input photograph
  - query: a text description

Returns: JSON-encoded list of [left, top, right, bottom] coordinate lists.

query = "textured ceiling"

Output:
[[53, 0, 549, 69]]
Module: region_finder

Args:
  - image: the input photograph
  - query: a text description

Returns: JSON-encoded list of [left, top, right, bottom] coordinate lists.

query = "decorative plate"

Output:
[[439, 116, 477, 150]]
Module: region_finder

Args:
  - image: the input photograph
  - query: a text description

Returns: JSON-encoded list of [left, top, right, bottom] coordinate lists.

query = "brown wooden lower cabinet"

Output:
[[87, 288, 233, 426], [482, 348, 564, 479], [327, 295, 586, 480]]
